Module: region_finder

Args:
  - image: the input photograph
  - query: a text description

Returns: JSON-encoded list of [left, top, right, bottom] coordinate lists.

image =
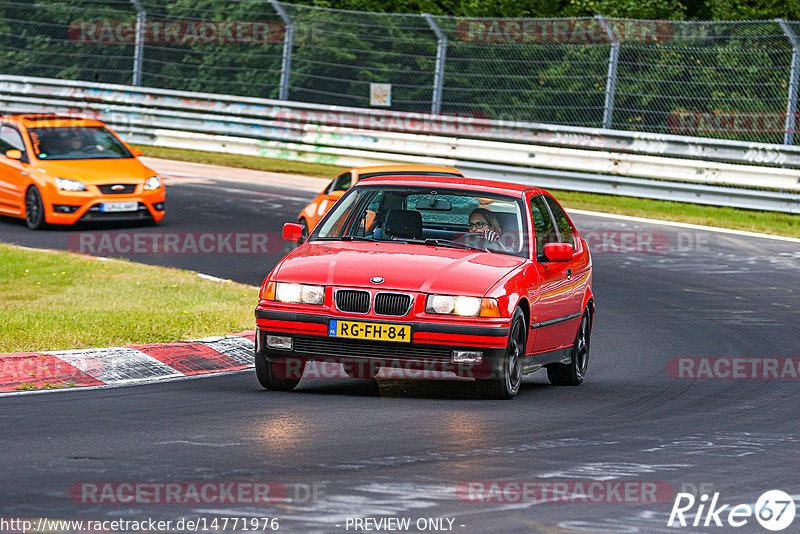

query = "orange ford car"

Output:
[[0, 114, 165, 229], [297, 165, 464, 237]]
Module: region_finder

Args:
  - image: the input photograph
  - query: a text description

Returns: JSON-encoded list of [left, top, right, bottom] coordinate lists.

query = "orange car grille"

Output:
[[98, 184, 137, 195]]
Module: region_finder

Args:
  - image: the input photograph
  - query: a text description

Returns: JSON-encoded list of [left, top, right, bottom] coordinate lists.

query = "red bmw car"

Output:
[[255, 175, 593, 399]]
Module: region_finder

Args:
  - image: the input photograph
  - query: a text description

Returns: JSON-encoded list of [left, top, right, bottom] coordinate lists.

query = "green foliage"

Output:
[[2, 0, 798, 143], [564, 0, 687, 19], [709, 0, 800, 20]]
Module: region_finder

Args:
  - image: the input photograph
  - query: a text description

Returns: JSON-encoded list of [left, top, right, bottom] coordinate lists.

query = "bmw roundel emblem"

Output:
[[370, 276, 384, 284]]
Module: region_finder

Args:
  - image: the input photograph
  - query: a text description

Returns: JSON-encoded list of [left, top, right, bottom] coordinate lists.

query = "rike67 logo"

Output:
[[668, 490, 796, 531]]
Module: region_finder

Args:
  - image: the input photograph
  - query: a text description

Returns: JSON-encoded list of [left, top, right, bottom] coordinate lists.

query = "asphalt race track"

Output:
[[1, 170, 800, 533]]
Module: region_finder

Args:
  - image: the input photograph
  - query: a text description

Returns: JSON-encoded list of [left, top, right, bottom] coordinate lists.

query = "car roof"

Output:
[[349, 164, 464, 176], [356, 173, 543, 196], [1, 114, 105, 128]]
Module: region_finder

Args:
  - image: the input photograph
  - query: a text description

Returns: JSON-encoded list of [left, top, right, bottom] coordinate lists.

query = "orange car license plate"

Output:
[[100, 201, 138, 212], [328, 320, 410, 343]]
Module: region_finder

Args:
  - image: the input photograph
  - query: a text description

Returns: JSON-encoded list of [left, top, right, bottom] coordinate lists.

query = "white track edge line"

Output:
[[566, 208, 800, 244]]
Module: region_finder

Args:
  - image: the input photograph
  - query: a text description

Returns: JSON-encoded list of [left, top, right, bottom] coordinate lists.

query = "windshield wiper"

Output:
[[395, 238, 485, 251], [342, 235, 380, 242], [316, 236, 379, 242]]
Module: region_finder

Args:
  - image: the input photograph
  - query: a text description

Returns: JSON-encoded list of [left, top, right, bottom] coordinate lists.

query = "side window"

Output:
[[0, 125, 25, 154], [544, 196, 575, 247], [530, 195, 558, 259], [327, 171, 352, 193]]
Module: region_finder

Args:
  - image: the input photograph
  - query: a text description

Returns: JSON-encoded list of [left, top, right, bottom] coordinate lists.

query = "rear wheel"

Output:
[[255, 355, 304, 391], [477, 308, 525, 399], [25, 186, 46, 230], [547, 310, 590, 386]]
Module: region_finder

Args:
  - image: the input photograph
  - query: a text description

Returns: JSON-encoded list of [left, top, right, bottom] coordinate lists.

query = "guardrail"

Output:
[[1, 75, 798, 213]]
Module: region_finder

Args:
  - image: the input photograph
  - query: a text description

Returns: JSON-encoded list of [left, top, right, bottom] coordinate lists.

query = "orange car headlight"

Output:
[[144, 175, 162, 190], [54, 177, 87, 191]]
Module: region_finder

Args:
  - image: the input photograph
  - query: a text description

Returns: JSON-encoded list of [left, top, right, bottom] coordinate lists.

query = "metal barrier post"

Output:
[[777, 19, 799, 145], [423, 13, 447, 115], [596, 15, 619, 130], [270, 0, 294, 100], [130, 0, 145, 86]]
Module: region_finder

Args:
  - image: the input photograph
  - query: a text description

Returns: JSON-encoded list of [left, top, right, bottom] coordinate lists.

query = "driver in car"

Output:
[[468, 208, 501, 240], [464, 207, 510, 252]]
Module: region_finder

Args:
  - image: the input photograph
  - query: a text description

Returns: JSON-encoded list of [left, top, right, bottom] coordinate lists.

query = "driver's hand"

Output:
[[482, 229, 499, 242]]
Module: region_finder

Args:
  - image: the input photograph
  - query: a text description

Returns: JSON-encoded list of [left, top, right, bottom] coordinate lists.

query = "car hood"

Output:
[[274, 241, 526, 295], [35, 158, 153, 184]]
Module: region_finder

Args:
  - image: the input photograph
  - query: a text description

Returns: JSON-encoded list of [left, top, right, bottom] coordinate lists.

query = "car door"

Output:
[[0, 124, 31, 216], [543, 195, 587, 347], [527, 194, 577, 353]]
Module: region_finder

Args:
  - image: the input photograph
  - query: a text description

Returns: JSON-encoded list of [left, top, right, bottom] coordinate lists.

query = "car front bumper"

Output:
[[254, 308, 511, 380], [43, 186, 165, 225]]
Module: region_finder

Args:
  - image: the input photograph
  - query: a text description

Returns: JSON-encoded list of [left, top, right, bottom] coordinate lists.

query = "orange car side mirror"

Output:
[[5, 149, 22, 160], [130, 147, 143, 157], [282, 222, 305, 244], [544, 242, 574, 262]]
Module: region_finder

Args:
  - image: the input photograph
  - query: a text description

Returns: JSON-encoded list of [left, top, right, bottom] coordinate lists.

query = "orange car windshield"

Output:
[[27, 126, 132, 160]]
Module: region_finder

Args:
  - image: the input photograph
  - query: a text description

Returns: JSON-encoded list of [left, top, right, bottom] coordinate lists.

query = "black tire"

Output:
[[255, 355, 303, 391], [25, 186, 47, 230], [477, 307, 526, 399], [547, 309, 591, 386], [299, 219, 309, 243]]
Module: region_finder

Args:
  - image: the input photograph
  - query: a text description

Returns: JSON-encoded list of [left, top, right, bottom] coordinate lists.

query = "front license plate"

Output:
[[329, 320, 411, 343], [100, 201, 138, 212]]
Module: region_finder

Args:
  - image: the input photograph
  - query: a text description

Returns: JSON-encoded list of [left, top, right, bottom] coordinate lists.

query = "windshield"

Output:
[[28, 126, 133, 160], [314, 185, 529, 257]]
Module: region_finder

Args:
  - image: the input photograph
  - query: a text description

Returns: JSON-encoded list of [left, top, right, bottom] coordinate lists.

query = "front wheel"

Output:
[[477, 308, 526, 399], [299, 219, 309, 243], [255, 355, 304, 391], [25, 186, 47, 230], [547, 309, 591, 386]]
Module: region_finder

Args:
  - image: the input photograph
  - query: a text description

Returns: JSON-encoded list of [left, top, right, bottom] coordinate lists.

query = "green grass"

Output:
[[0, 244, 259, 353], [135, 145, 799, 239], [552, 189, 800, 238], [136, 145, 345, 178]]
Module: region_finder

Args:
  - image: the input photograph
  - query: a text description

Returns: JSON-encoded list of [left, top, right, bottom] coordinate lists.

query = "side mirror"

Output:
[[282, 222, 305, 244], [5, 149, 22, 160], [543, 242, 574, 262], [130, 147, 143, 157]]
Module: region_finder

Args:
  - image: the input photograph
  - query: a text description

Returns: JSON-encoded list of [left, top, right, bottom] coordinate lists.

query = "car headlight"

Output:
[[144, 175, 162, 190], [54, 177, 87, 192], [426, 295, 501, 317], [263, 282, 325, 305]]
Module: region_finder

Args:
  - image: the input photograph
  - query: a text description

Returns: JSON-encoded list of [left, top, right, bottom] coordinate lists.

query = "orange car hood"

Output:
[[35, 158, 154, 184]]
